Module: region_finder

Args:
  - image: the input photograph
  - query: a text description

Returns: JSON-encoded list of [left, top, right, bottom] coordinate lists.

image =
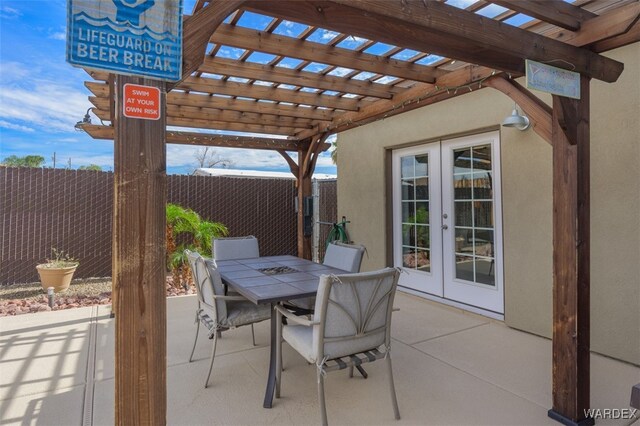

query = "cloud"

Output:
[[0, 5, 21, 19], [0, 62, 91, 133], [0, 61, 30, 80], [0, 120, 35, 132], [0, 84, 90, 132], [48, 32, 66, 41], [166, 145, 298, 172], [320, 29, 339, 40], [327, 67, 353, 77]]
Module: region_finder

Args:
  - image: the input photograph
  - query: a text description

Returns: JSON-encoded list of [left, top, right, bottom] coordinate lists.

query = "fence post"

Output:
[[312, 179, 320, 262]]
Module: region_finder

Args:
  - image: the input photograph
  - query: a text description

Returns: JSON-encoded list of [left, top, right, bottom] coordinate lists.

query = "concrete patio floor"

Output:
[[1, 292, 638, 425]]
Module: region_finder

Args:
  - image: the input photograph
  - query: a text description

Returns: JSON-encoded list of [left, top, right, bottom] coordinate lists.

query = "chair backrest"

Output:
[[185, 250, 227, 321], [213, 236, 260, 261], [312, 268, 400, 361], [323, 242, 366, 273]]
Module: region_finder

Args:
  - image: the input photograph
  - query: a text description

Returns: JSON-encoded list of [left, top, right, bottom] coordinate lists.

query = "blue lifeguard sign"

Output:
[[66, 0, 183, 81]]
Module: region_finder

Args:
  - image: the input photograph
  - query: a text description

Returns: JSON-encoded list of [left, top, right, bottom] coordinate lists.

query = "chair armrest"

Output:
[[274, 304, 320, 327]]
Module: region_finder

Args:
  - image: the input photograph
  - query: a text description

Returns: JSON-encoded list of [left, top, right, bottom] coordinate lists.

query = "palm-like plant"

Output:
[[166, 203, 228, 287]]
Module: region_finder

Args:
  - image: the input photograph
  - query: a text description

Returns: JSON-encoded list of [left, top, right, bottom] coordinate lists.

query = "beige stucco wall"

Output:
[[336, 43, 639, 365]]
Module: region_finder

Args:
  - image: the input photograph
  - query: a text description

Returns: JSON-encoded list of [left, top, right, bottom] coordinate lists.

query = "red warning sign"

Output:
[[122, 84, 161, 120]]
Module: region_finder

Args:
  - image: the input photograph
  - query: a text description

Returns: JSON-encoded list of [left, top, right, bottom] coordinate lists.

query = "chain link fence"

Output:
[[313, 179, 338, 262], [1, 167, 310, 284]]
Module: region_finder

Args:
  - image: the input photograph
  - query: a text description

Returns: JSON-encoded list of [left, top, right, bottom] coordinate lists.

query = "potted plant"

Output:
[[36, 248, 79, 293]]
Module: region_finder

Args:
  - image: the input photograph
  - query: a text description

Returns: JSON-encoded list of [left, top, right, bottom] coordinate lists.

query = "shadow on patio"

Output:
[[1, 293, 637, 425]]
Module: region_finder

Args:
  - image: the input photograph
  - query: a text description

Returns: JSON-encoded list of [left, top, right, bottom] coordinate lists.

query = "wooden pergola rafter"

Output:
[[78, 1, 640, 425]]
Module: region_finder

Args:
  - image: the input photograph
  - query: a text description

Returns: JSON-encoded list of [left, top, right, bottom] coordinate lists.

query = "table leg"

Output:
[[263, 302, 277, 408]]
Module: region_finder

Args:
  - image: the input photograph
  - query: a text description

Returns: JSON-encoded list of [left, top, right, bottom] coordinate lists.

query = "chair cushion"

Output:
[[323, 331, 386, 361], [282, 324, 315, 363], [221, 299, 271, 328]]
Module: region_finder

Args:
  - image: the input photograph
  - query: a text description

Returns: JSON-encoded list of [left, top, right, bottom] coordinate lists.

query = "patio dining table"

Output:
[[216, 255, 348, 408]]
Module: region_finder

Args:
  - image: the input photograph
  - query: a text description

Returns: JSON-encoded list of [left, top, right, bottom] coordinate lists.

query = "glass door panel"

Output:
[[393, 144, 442, 296], [442, 132, 503, 314], [452, 144, 495, 287]]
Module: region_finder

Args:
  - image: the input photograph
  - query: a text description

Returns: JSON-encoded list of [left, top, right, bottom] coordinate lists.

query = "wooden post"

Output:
[[113, 75, 167, 425], [297, 147, 312, 259], [548, 75, 592, 426]]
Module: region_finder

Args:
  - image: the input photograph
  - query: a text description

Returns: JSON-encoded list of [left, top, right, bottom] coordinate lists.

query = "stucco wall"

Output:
[[336, 43, 639, 365]]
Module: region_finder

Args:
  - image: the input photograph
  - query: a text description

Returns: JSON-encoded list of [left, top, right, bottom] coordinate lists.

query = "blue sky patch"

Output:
[[273, 20, 308, 38], [307, 28, 339, 44], [236, 11, 274, 31]]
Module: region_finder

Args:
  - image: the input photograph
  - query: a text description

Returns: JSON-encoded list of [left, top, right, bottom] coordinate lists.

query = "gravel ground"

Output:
[[0, 277, 195, 316]]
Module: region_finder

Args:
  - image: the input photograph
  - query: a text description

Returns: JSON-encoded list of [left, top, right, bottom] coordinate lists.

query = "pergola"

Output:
[[78, 1, 640, 424]]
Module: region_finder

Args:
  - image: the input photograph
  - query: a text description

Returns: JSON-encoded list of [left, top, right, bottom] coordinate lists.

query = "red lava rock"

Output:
[[0, 277, 198, 317]]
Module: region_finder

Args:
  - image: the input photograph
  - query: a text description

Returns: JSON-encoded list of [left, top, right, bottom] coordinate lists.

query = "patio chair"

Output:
[[185, 250, 271, 388], [275, 268, 401, 425], [212, 235, 261, 344], [323, 241, 366, 272], [213, 235, 259, 260], [288, 242, 366, 312]]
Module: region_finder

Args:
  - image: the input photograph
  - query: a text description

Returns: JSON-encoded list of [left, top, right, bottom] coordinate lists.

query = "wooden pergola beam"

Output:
[[211, 24, 444, 83], [245, 0, 623, 83], [88, 105, 302, 135], [92, 102, 323, 129], [544, 2, 640, 48], [169, 91, 335, 120], [593, 20, 640, 52], [167, 104, 323, 128], [178, 76, 365, 111], [81, 124, 323, 152], [487, 0, 597, 31], [298, 65, 496, 138], [173, 0, 244, 88], [89, 74, 366, 112], [200, 56, 402, 98], [88, 89, 334, 122], [298, 2, 639, 140]]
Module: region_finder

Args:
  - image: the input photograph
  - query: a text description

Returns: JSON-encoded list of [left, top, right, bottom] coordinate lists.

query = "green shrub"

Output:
[[166, 203, 228, 287]]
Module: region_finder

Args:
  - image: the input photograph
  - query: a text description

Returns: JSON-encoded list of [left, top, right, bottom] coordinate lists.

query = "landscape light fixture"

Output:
[[74, 108, 92, 131], [502, 103, 530, 131]]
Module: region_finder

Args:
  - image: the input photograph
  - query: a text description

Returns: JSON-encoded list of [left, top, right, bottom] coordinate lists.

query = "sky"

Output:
[[0, 0, 337, 175]]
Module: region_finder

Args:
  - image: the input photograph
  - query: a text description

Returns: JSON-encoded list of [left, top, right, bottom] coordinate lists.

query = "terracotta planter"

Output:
[[36, 264, 78, 293]]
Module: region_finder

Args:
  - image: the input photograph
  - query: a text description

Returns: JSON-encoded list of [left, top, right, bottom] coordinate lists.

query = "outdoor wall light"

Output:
[[502, 103, 530, 131], [74, 108, 93, 131]]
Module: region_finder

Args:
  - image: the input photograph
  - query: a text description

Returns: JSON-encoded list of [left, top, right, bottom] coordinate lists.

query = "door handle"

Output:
[[442, 224, 449, 230]]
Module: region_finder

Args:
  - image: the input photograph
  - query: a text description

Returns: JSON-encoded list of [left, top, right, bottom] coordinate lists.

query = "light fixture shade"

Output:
[[502, 108, 530, 131]]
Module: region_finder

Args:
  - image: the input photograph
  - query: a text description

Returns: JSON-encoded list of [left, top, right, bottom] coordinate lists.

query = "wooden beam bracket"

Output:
[[277, 149, 299, 177], [484, 75, 553, 144]]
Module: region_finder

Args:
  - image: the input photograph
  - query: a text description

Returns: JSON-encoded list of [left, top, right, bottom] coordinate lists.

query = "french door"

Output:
[[392, 132, 504, 314]]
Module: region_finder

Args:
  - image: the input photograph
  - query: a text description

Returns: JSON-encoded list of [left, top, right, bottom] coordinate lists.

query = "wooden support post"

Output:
[[294, 134, 329, 259], [297, 146, 312, 259], [548, 75, 592, 426], [113, 75, 167, 425]]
